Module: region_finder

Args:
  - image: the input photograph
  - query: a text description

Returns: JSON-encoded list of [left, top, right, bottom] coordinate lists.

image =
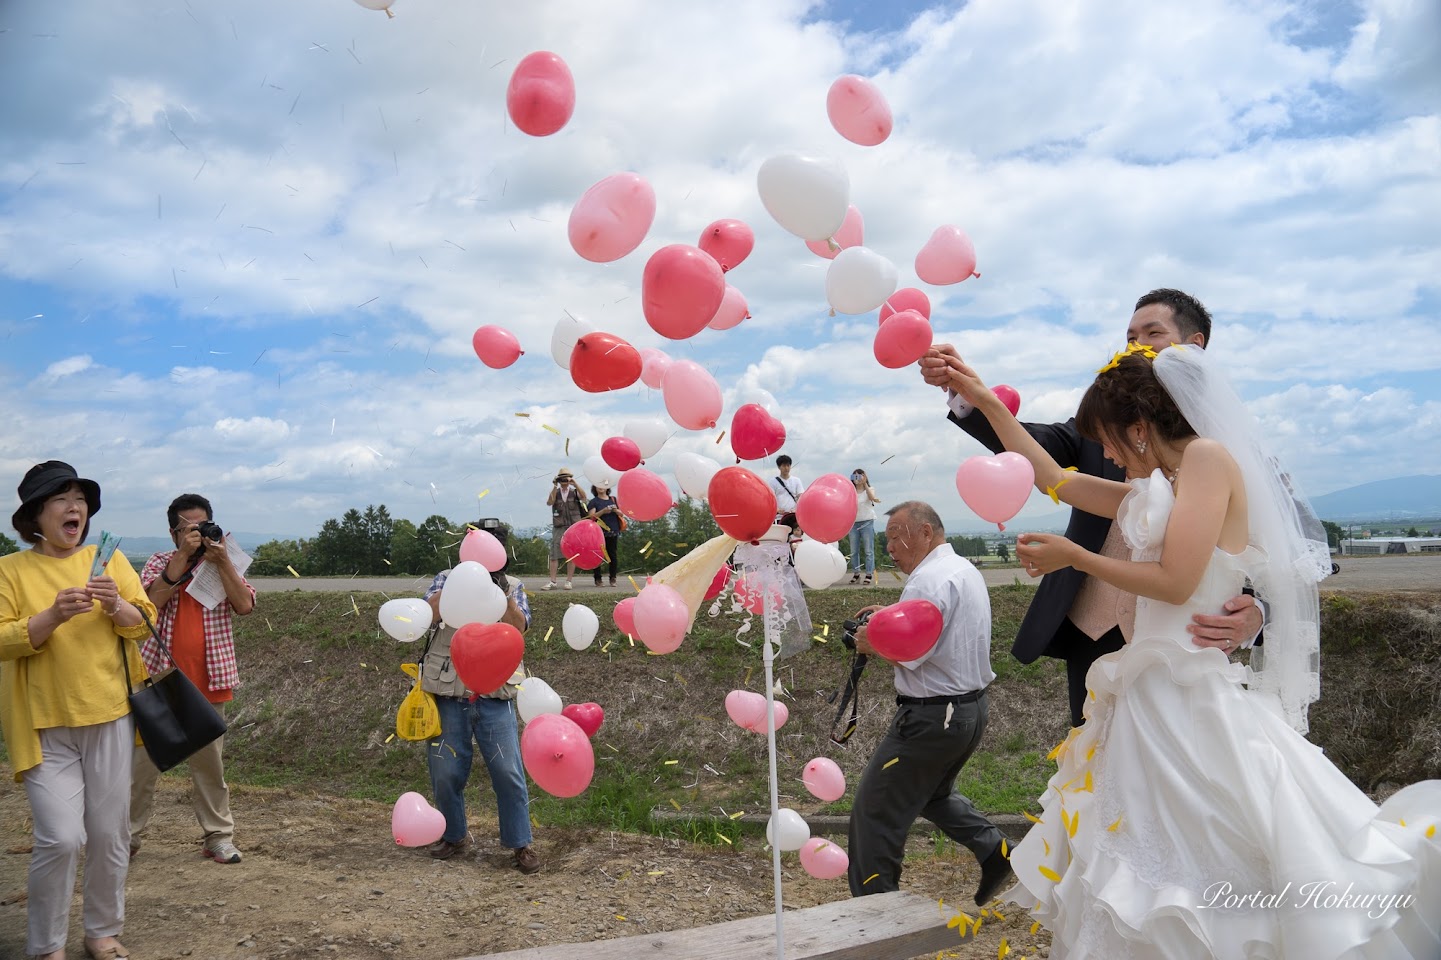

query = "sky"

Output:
[[1, 0, 1438, 542]]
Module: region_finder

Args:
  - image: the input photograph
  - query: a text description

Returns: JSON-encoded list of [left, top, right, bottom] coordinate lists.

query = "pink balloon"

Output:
[[805, 204, 864, 260], [520, 713, 595, 797], [458, 528, 507, 571], [866, 598, 944, 662], [707, 284, 750, 331], [613, 596, 637, 636], [723, 690, 787, 733], [993, 384, 1021, 416], [826, 75, 892, 147], [697, 219, 755, 272], [662, 360, 724, 430], [642, 244, 727, 340], [879, 287, 931, 323], [559, 520, 606, 570], [955, 451, 1034, 530], [568, 173, 656, 263], [798, 837, 850, 880], [506, 51, 575, 137], [633, 582, 689, 654], [915, 225, 980, 286], [471, 325, 523, 369], [561, 702, 604, 738], [391, 791, 446, 847], [617, 467, 673, 521], [873, 310, 934, 369], [639, 348, 672, 389], [601, 436, 642, 472], [704, 563, 732, 601], [795, 473, 859, 543], [730, 403, 786, 461], [802, 757, 847, 803]]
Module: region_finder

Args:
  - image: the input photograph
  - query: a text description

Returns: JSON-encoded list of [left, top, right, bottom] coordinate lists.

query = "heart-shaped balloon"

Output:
[[642, 244, 726, 340], [730, 403, 787, 461], [915, 225, 979, 286], [391, 791, 447, 847], [561, 702, 605, 738], [613, 596, 637, 636], [802, 758, 847, 802], [617, 467, 674, 522], [570, 332, 642, 393], [795, 473, 859, 544], [955, 451, 1034, 530], [798, 836, 850, 879], [520, 713, 595, 798], [879, 287, 931, 323], [697, 219, 755, 272], [559, 520, 607, 570], [866, 598, 944, 662], [805, 203, 864, 260], [992, 384, 1021, 416], [450, 622, 524, 695], [873, 310, 934, 369]]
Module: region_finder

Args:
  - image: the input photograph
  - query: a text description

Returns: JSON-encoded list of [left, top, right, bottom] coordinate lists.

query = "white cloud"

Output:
[[42, 354, 94, 380]]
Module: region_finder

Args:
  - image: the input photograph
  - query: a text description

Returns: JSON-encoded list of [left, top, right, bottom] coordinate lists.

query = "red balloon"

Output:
[[993, 384, 1021, 416], [866, 599, 943, 662], [873, 310, 933, 369], [795, 473, 858, 543], [642, 244, 727, 340], [471, 325, 523, 368], [879, 287, 931, 324], [730, 403, 786, 461], [561, 702, 605, 738], [601, 436, 642, 472], [613, 596, 637, 636], [704, 563, 732, 601], [697, 219, 755, 272], [559, 520, 606, 570], [707, 466, 777, 542], [506, 51, 575, 137], [570, 332, 642, 393], [450, 622, 525, 695]]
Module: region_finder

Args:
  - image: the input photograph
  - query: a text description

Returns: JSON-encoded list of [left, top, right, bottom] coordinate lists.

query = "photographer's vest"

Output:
[[418, 576, 524, 701]]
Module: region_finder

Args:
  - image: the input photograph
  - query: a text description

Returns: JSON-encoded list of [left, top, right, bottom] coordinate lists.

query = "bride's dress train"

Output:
[[1006, 472, 1441, 959]]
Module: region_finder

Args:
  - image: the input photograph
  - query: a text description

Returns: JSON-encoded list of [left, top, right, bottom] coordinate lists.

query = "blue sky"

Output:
[[1, 0, 1438, 541]]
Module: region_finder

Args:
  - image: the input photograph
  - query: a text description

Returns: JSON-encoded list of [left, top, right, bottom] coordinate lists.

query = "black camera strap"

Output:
[[827, 653, 868, 745]]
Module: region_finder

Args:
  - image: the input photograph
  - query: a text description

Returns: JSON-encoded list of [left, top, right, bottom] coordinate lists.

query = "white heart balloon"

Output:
[[583, 455, 620, 491], [766, 807, 812, 852], [378, 598, 433, 642], [793, 540, 848, 589], [674, 452, 722, 501], [623, 419, 671, 459], [550, 313, 593, 370], [825, 246, 898, 315], [562, 603, 600, 651], [757, 154, 850, 242], [438, 561, 507, 627]]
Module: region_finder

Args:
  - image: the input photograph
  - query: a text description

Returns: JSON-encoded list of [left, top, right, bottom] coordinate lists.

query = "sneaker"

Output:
[[429, 836, 469, 860], [608, 579, 617, 587], [203, 840, 242, 864], [563, 581, 572, 590], [513, 845, 541, 874], [973, 843, 1013, 905], [594, 579, 603, 587], [542, 581, 558, 591]]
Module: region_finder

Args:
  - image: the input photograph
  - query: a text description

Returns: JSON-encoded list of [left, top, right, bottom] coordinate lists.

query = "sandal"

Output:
[[862, 575, 873, 585], [84, 942, 131, 960], [848, 572, 861, 584]]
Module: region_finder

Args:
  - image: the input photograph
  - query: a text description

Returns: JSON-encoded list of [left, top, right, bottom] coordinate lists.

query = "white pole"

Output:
[[763, 628, 785, 960]]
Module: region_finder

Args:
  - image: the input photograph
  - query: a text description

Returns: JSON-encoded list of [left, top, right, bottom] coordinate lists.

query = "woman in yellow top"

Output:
[[0, 461, 155, 960]]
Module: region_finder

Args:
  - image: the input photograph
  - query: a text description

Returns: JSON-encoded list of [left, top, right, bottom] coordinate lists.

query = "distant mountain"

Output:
[[1309, 475, 1441, 522]]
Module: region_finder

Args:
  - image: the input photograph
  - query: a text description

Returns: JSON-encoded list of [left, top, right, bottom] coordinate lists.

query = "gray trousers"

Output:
[[848, 692, 1002, 896], [22, 716, 133, 955]]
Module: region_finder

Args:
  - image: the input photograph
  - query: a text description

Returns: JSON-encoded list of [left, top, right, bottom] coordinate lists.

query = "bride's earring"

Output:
[[1135, 439, 1147, 454]]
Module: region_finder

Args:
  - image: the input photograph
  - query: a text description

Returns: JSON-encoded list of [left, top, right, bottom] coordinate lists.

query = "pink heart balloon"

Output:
[[458, 527, 507, 572], [805, 204, 864, 260], [879, 287, 931, 323], [724, 689, 766, 730], [662, 360, 724, 431], [730, 403, 787, 461], [391, 791, 446, 847], [799, 837, 850, 880], [520, 714, 595, 798], [866, 598, 944, 662], [955, 451, 1034, 530], [707, 284, 750, 331], [802, 757, 847, 803], [873, 310, 933, 369], [914, 225, 979, 286], [633, 582, 688, 654], [826, 75, 893, 147], [795, 473, 859, 543], [506, 51, 575, 137], [471, 325, 524, 369], [561, 702, 605, 738], [642, 244, 726, 340]]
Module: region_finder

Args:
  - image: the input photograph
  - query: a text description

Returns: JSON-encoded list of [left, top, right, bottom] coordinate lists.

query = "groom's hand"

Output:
[[1188, 594, 1263, 655]]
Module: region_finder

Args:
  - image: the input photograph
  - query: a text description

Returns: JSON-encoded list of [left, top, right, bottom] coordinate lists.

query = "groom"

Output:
[[920, 289, 1264, 726]]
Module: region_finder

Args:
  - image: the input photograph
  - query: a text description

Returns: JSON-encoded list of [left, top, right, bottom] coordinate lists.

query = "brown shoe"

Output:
[[430, 836, 469, 860], [513, 845, 541, 874]]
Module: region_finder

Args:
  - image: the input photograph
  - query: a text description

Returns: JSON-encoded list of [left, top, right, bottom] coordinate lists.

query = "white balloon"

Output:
[[623, 419, 671, 459], [793, 540, 848, 589], [675, 452, 722, 501], [583, 455, 620, 490], [766, 807, 812, 852], [353, 0, 394, 9], [550, 313, 593, 370], [517, 677, 564, 724], [378, 598, 433, 642], [825, 246, 898, 315], [756, 154, 850, 242], [562, 603, 600, 651], [438, 561, 507, 627]]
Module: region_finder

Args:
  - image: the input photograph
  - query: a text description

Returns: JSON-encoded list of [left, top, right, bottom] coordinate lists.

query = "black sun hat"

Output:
[[12, 460, 102, 530]]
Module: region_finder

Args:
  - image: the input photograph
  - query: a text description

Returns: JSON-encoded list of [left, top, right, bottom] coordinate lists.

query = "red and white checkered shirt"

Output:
[[139, 550, 255, 692]]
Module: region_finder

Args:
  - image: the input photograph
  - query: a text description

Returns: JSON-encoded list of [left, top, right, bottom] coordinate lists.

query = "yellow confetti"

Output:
[[514, 412, 532, 418], [541, 423, 560, 435], [286, 565, 300, 578], [477, 488, 490, 500], [1030, 921, 1041, 935], [1108, 815, 1123, 832], [604, 742, 619, 752], [882, 757, 900, 769], [1038, 865, 1062, 883], [1042, 838, 1050, 856], [1000, 839, 1008, 858], [863, 873, 880, 886], [743, 666, 753, 686], [1427, 824, 1435, 838], [998, 939, 1010, 959], [1046, 740, 1065, 761], [993, 911, 1007, 922], [729, 810, 746, 820], [382, 558, 391, 566], [664, 759, 679, 765], [812, 634, 828, 643], [669, 798, 681, 810], [384, 733, 395, 744], [974, 918, 983, 935], [351, 596, 361, 617], [647, 870, 665, 876], [359, 662, 367, 668], [615, 915, 626, 921], [627, 575, 641, 592], [1400, 818, 1407, 827], [1080, 770, 1093, 793], [1067, 810, 1079, 838], [822, 622, 830, 635], [1086, 744, 1096, 761], [946, 911, 972, 934], [716, 833, 732, 845], [1024, 812, 1043, 824], [543, 626, 554, 643]]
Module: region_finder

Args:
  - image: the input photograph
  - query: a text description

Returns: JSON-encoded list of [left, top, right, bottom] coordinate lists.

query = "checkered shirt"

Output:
[[139, 550, 255, 691], [424, 570, 531, 628]]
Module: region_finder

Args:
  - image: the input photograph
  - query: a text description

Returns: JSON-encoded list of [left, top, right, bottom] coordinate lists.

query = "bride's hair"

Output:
[[1076, 352, 1196, 451]]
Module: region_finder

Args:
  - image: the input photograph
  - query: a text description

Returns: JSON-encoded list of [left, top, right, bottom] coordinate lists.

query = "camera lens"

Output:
[[196, 520, 224, 541]]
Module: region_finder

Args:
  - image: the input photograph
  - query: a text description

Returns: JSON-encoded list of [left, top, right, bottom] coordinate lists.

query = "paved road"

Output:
[[248, 554, 1438, 595]]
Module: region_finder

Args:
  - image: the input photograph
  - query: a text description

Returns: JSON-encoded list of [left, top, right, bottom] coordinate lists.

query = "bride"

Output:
[[944, 343, 1439, 958]]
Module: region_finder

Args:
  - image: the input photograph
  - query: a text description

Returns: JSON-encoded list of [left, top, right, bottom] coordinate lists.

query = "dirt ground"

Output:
[[0, 776, 1049, 960]]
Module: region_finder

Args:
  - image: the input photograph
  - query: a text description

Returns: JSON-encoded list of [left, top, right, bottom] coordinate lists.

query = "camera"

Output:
[[841, 610, 873, 651], [196, 520, 224, 542], [829, 611, 873, 745]]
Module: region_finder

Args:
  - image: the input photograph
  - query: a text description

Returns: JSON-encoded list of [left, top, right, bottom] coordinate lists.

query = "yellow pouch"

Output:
[[396, 662, 441, 741]]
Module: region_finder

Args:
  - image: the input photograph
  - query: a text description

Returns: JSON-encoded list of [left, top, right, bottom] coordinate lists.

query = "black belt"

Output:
[[896, 688, 987, 706]]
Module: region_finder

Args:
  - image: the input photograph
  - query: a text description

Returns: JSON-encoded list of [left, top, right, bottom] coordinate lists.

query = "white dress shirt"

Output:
[[889, 543, 994, 698]]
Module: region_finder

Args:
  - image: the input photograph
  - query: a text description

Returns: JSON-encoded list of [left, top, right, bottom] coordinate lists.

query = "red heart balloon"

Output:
[[865, 599, 943, 662], [873, 310, 934, 369], [613, 596, 637, 636], [707, 466, 777, 542], [730, 403, 787, 461], [570, 332, 642, 393], [601, 436, 642, 472], [450, 622, 525, 695], [561, 702, 605, 738], [992, 384, 1021, 416], [559, 520, 606, 570]]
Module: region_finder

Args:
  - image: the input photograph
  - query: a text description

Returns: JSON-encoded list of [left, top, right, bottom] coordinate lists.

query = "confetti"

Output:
[[514, 412, 531, 418], [1425, 823, 1435, 838], [998, 938, 1010, 959], [647, 870, 665, 876], [542, 423, 560, 435], [564, 438, 570, 456], [863, 873, 880, 886], [477, 489, 490, 500], [882, 757, 900, 770], [384, 733, 394, 744], [1107, 815, 1123, 832], [1023, 812, 1043, 824], [716, 833, 732, 845], [663, 759, 678, 765], [1030, 921, 1041, 935], [286, 565, 300, 578], [728, 810, 746, 820], [714, 430, 727, 444], [351, 596, 361, 617], [543, 626, 554, 643]]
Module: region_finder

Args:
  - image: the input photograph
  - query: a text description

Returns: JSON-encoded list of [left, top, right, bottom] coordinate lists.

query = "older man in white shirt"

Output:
[[849, 500, 1012, 906]]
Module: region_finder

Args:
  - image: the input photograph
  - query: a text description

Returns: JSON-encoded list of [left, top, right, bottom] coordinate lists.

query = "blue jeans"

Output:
[[429, 695, 533, 849], [849, 519, 875, 573]]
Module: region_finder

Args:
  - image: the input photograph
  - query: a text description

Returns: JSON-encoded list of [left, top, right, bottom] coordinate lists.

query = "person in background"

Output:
[[847, 469, 881, 585], [771, 455, 804, 536], [544, 468, 586, 590], [587, 484, 622, 588], [1, 460, 157, 960], [131, 493, 256, 865]]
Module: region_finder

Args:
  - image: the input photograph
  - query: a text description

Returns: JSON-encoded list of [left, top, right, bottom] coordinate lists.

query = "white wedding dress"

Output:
[[1007, 471, 1441, 959]]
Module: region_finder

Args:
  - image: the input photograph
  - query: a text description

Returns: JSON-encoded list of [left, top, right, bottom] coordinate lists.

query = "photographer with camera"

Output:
[[132, 493, 255, 865], [544, 468, 586, 590], [846, 501, 1011, 906]]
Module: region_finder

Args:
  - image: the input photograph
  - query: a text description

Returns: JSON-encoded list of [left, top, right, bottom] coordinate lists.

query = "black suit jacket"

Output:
[[950, 406, 1123, 664]]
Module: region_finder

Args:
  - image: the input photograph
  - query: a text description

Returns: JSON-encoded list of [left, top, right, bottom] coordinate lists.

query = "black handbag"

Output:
[[121, 610, 228, 772]]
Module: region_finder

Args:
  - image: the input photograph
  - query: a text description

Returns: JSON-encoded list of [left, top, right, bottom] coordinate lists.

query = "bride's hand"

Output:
[[943, 356, 999, 411], [1016, 533, 1079, 576]]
